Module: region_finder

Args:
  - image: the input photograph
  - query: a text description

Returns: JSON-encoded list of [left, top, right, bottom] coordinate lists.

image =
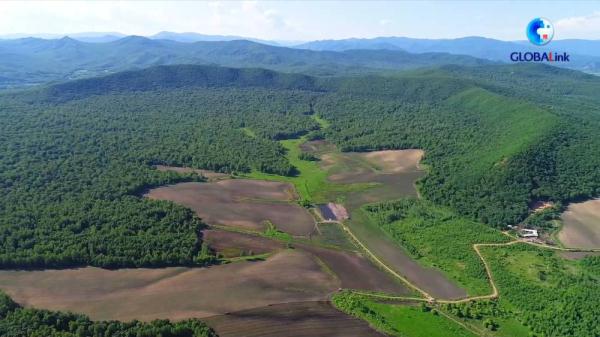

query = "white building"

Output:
[[519, 228, 539, 238]]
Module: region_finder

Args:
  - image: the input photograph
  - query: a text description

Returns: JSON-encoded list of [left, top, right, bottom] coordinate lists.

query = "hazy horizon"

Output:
[[1, 31, 598, 44], [0, 1, 599, 41]]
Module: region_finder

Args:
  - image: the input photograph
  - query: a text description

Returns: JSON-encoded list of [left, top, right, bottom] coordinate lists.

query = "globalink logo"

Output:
[[510, 17, 570, 63], [526, 17, 554, 45]]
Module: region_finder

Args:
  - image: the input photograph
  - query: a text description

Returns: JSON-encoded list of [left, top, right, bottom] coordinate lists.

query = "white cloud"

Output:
[[0, 0, 305, 40], [555, 11, 600, 39]]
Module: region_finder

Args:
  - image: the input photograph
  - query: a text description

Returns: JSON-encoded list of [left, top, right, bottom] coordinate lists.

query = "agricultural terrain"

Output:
[[0, 62, 599, 337], [558, 199, 600, 249]]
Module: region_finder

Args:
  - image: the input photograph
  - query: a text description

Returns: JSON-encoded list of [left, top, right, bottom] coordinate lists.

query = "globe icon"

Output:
[[527, 18, 554, 46]]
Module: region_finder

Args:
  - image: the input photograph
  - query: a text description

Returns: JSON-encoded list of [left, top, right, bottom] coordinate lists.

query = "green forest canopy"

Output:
[[0, 63, 599, 270]]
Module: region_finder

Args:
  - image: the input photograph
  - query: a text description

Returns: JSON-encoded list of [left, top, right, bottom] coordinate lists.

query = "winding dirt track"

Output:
[[341, 224, 600, 304]]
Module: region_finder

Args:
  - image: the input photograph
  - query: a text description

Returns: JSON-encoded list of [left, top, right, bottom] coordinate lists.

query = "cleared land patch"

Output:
[[297, 243, 411, 295], [145, 180, 315, 236], [155, 165, 230, 181], [202, 229, 284, 258], [205, 229, 410, 294], [204, 301, 384, 337], [327, 149, 423, 184], [314, 146, 463, 299], [558, 199, 600, 249], [0, 250, 338, 321]]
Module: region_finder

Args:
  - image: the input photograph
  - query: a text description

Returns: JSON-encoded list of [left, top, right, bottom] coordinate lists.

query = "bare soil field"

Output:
[[145, 180, 315, 236], [327, 149, 423, 184], [318, 203, 349, 221], [155, 165, 230, 181], [560, 251, 600, 260], [346, 210, 467, 300], [203, 301, 384, 337], [362, 149, 424, 172], [202, 229, 284, 258], [299, 140, 336, 154], [297, 243, 411, 295], [558, 199, 600, 249], [530, 200, 555, 213], [311, 144, 464, 299], [0, 250, 338, 321]]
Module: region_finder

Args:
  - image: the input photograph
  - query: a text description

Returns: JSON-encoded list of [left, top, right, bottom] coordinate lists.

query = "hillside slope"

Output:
[[297, 36, 600, 74], [0, 36, 490, 87], [0, 64, 599, 270]]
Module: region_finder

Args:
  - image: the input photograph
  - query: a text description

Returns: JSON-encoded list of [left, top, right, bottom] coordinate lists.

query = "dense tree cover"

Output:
[[332, 291, 477, 337], [363, 198, 509, 295], [481, 245, 600, 337], [331, 291, 397, 336], [1, 63, 599, 269], [0, 82, 319, 268], [0, 291, 215, 337], [522, 204, 563, 230], [0, 36, 490, 88], [316, 64, 600, 226]]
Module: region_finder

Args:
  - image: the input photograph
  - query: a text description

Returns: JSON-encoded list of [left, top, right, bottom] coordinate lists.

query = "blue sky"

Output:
[[0, 1, 598, 41]]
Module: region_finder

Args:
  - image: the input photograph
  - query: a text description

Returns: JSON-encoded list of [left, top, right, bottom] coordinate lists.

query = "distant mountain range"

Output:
[[0, 31, 298, 46], [0, 36, 490, 88], [0, 33, 598, 88], [296, 36, 600, 74]]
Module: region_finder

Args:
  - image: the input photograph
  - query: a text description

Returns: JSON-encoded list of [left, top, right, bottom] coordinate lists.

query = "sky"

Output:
[[0, 1, 599, 41]]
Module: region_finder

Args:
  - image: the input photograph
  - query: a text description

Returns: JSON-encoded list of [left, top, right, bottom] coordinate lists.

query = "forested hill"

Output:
[[296, 36, 600, 74], [0, 63, 599, 269], [0, 36, 490, 87], [29, 65, 321, 103]]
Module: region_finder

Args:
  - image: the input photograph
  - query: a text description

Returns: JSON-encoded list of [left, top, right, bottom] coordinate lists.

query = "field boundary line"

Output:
[[336, 221, 434, 300], [343, 225, 599, 305]]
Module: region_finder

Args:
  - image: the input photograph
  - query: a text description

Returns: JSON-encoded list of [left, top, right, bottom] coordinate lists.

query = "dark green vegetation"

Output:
[[332, 292, 477, 337], [317, 65, 600, 226], [479, 245, 600, 337], [0, 67, 330, 268], [0, 291, 215, 337], [0, 42, 598, 337], [0, 36, 489, 87], [1, 63, 599, 270], [364, 198, 509, 295]]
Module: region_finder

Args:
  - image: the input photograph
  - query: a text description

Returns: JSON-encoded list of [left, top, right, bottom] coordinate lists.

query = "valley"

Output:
[[0, 61, 599, 337]]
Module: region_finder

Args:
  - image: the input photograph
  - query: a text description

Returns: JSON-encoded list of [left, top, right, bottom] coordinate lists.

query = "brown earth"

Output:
[[318, 203, 349, 221], [203, 301, 384, 337], [345, 210, 467, 300], [327, 149, 424, 183], [362, 149, 424, 172], [559, 199, 600, 249], [298, 243, 411, 295], [559, 251, 600, 260], [203, 229, 284, 258], [145, 180, 315, 236], [299, 140, 335, 154], [314, 145, 465, 299], [0, 250, 338, 321], [530, 200, 555, 213], [155, 165, 230, 181], [205, 229, 409, 294]]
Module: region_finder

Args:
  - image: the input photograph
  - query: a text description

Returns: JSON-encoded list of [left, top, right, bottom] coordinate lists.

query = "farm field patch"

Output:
[[202, 229, 284, 258], [155, 165, 231, 181], [0, 250, 337, 321], [145, 180, 315, 236], [297, 243, 411, 294], [204, 301, 384, 337], [558, 199, 600, 249]]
